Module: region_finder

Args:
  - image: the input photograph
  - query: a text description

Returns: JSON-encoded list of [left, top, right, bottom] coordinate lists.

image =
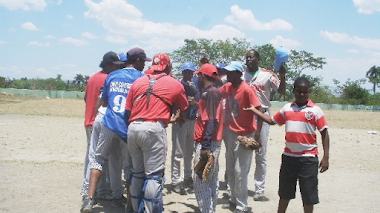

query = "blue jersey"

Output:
[[101, 68, 145, 142]]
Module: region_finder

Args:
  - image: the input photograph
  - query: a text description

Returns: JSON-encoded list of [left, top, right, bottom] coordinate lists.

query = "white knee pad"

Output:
[[138, 172, 165, 213], [130, 171, 145, 212]]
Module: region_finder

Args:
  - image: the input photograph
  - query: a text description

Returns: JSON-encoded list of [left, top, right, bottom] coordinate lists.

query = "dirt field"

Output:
[[0, 95, 379, 213]]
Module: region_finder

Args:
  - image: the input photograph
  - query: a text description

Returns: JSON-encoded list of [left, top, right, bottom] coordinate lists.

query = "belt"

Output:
[[135, 119, 159, 122], [133, 119, 166, 127]]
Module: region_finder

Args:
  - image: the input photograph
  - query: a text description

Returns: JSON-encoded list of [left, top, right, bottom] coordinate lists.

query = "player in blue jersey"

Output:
[[81, 47, 151, 213]]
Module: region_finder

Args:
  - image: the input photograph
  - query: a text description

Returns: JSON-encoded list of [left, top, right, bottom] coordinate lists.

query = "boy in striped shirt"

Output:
[[244, 77, 330, 213]]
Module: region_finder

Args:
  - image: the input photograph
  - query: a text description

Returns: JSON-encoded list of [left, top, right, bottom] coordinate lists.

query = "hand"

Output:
[[243, 104, 256, 112], [200, 150, 210, 160], [170, 109, 180, 123], [279, 63, 286, 78], [199, 55, 209, 65], [187, 96, 195, 104], [319, 156, 329, 173]]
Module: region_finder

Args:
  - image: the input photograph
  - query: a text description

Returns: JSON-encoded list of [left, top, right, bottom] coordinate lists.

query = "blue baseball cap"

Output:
[[215, 63, 226, 69], [182, 62, 195, 71], [224, 61, 243, 72], [274, 46, 289, 71], [118, 52, 128, 62]]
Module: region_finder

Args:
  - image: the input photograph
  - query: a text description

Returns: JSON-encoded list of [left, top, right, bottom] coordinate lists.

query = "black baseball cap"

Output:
[[99, 51, 124, 68], [127, 47, 152, 61]]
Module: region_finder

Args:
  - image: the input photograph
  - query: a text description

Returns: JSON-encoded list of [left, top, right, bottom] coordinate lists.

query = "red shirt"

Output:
[[125, 73, 189, 126], [194, 86, 224, 142], [219, 81, 261, 135], [272, 100, 328, 157], [84, 71, 108, 127]]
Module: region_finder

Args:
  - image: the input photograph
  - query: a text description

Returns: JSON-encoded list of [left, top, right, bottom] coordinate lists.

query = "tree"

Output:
[[170, 38, 328, 102], [169, 38, 251, 76], [334, 78, 370, 105], [0, 76, 6, 88], [366, 65, 380, 94], [74, 74, 85, 91]]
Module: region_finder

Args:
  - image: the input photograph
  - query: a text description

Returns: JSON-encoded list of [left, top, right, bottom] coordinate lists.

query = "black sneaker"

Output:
[[183, 178, 194, 189], [172, 185, 187, 195], [111, 196, 127, 207], [80, 197, 95, 213]]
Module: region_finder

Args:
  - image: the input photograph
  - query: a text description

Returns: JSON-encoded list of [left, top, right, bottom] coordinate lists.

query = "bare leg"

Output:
[[277, 198, 290, 213], [303, 204, 314, 213], [88, 169, 102, 198]]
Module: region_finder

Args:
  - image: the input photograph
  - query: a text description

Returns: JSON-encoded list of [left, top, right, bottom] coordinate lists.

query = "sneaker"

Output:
[[125, 205, 134, 213], [221, 201, 236, 210], [253, 193, 267, 201], [80, 197, 95, 213], [234, 209, 247, 213], [111, 196, 127, 207], [172, 185, 187, 195], [183, 178, 193, 188]]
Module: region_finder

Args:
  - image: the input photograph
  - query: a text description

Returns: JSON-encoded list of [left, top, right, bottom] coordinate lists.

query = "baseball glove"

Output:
[[194, 153, 216, 182], [237, 136, 262, 150]]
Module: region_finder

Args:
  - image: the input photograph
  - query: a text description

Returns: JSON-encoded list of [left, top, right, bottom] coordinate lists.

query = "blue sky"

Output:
[[0, 0, 379, 89]]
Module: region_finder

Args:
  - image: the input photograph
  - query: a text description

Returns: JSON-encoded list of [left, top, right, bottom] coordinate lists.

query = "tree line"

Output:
[[1, 38, 379, 105], [0, 74, 90, 92]]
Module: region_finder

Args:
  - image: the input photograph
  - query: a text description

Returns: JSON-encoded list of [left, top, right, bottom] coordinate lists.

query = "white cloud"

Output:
[[44, 35, 55, 39], [0, 40, 6, 45], [9, 27, 16, 33], [28, 41, 51, 46], [67, 14, 73, 20], [0, 65, 50, 79], [82, 32, 97, 39], [269, 35, 301, 49], [303, 56, 378, 89], [83, 0, 245, 49], [21, 22, 39, 31], [347, 49, 360, 54], [105, 34, 128, 45], [59, 37, 89, 46], [0, 0, 47, 11], [353, 0, 380, 14], [56, 0, 62, 5], [225, 5, 293, 31], [320, 31, 380, 50]]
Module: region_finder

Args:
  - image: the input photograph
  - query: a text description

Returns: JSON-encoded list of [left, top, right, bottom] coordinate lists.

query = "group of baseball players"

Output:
[[81, 46, 330, 213]]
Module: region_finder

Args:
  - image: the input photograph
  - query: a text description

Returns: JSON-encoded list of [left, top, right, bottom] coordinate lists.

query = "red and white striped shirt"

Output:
[[272, 100, 328, 157]]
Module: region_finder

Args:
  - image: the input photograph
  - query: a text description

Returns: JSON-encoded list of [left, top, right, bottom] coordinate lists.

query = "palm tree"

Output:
[[366, 66, 380, 94]]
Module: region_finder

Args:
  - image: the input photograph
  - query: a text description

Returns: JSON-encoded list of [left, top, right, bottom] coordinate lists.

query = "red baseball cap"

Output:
[[194, 63, 219, 79], [144, 68, 154, 74], [150, 53, 171, 72]]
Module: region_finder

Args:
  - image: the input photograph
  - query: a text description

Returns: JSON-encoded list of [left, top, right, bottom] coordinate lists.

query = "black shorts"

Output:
[[278, 154, 319, 205]]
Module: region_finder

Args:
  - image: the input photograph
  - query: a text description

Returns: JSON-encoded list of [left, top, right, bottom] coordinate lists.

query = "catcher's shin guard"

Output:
[[130, 171, 145, 212], [138, 171, 165, 213]]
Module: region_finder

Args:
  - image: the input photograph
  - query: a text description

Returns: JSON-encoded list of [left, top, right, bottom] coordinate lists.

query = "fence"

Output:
[[1, 88, 379, 111], [0, 88, 84, 99]]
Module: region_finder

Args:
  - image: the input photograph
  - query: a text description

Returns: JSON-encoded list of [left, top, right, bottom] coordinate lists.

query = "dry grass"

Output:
[[0, 94, 84, 117], [1, 94, 379, 130]]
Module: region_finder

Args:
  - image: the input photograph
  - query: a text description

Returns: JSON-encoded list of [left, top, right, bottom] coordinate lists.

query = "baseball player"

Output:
[[171, 62, 199, 194], [243, 48, 286, 201], [192, 63, 223, 213], [82, 51, 124, 199], [125, 53, 188, 213], [81, 47, 151, 213], [219, 61, 262, 213]]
